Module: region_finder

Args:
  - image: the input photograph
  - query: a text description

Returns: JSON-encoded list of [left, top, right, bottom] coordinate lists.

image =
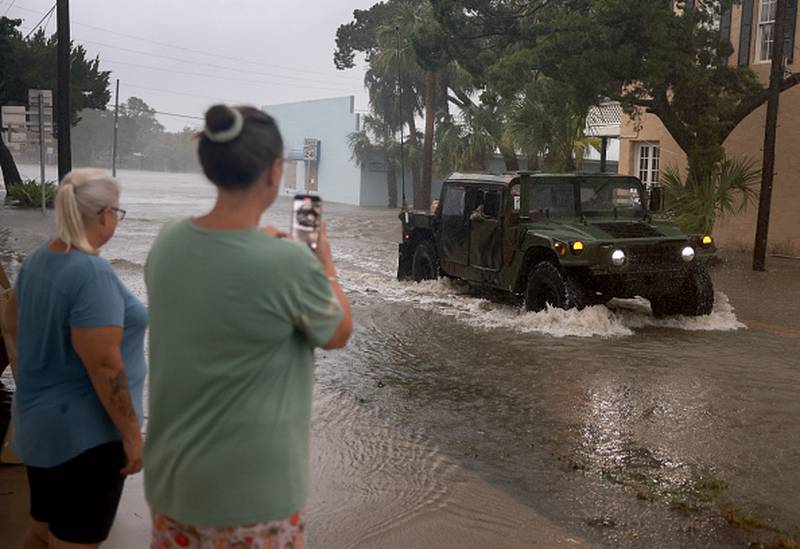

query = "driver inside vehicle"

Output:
[[582, 185, 613, 210], [470, 193, 486, 222]]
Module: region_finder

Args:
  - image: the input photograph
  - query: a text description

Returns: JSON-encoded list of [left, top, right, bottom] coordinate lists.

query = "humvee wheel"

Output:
[[650, 264, 714, 318], [525, 262, 586, 312], [411, 241, 438, 282]]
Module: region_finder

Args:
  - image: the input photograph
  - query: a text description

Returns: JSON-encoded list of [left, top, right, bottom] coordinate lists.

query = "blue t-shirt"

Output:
[[12, 244, 148, 468]]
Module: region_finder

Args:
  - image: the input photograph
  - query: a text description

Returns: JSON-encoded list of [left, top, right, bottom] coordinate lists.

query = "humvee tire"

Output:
[[650, 264, 714, 318], [411, 241, 438, 282], [525, 262, 586, 312]]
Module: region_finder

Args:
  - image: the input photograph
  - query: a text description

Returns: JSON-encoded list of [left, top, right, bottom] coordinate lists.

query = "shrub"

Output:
[[661, 156, 760, 234], [5, 179, 56, 208]]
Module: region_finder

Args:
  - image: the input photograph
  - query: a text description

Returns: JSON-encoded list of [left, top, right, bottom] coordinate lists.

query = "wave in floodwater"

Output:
[[343, 271, 745, 339]]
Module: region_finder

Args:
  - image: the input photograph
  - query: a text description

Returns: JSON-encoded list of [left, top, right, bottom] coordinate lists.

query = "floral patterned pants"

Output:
[[151, 510, 304, 549]]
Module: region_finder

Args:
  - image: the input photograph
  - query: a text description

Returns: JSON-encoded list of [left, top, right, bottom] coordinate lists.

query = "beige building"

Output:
[[619, 0, 800, 253]]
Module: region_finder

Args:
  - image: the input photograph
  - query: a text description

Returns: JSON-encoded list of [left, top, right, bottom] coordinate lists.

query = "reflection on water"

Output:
[[3, 168, 798, 547]]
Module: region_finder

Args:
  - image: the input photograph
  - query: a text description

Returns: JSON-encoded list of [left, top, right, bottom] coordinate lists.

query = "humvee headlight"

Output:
[[611, 249, 626, 266], [681, 246, 696, 262], [701, 235, 714, 247], [571, 241, 585, 255]]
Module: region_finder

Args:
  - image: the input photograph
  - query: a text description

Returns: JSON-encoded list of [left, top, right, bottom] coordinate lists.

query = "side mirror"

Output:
[[649, 187, 664, 212]]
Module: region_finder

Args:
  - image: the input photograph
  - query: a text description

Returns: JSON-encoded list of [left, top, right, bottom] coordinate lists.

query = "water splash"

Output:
[[343, 272, 745, 339]]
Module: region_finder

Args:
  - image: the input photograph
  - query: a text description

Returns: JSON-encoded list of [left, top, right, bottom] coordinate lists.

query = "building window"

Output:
[[757, 0, 778, 62], [636, 142, 660, 187]]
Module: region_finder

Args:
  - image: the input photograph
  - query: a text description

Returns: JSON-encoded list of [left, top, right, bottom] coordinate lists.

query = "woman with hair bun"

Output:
[[4, 168, 147, 548], [144, 105, 352, 548]]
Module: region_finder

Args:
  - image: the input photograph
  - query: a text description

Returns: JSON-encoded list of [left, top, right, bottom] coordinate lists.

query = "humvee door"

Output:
[[468, 187, 503, 272], [439, 183, 469, 266]]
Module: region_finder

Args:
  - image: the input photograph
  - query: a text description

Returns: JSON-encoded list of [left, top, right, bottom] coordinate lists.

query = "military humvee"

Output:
[[397, 172, 716, 317]]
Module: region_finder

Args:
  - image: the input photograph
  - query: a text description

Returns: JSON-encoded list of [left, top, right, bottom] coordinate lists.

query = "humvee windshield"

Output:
[[519, 177, 645, 218]]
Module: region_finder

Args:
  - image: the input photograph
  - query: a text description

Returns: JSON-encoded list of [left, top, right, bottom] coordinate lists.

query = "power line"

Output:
[[75, 37, 361, 90], [23, 2, 54, 39], [123, 83, 225, 102], [100, 58, 360, 95], [152, 110, 204, 121], [8, 3, 363, 82], [3, 0, 17, 16]]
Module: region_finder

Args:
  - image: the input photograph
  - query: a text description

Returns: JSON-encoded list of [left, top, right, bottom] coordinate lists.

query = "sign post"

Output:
[[112, 79, 119, 177], [28, 90, 53, 214], [303, 138, 320, 192], [38, 93, 46, 215]]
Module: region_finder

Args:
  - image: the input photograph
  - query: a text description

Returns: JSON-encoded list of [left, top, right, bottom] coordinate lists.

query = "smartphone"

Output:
[[291, 194, 322, 250]]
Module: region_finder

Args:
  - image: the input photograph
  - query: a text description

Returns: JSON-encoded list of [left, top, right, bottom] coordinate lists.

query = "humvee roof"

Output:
[[447, 172, 639, 186]]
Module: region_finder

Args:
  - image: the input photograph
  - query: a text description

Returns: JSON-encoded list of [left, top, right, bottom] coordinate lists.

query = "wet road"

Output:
[[2, 169, 799, 547]]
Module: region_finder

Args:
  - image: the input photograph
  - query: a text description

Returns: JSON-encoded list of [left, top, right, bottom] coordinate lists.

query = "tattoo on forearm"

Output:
[[109, 370, 138, 421]]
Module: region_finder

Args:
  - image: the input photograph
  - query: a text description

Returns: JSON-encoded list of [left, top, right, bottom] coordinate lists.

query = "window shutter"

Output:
[[720, 6, 733, 65], [739, 0, 755, 66], [786, 0, 798, 64]]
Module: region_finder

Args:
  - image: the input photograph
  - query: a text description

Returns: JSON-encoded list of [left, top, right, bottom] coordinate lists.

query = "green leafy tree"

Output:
[[337, 0, 467, 209], [337, 1, 430, 208], [0, 19, 110, 189], [116, 96, 164, 160], [431, 0, 800, 185]]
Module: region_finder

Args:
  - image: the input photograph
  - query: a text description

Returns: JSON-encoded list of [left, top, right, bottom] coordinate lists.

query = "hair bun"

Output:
[[204, 104, 244, 143]]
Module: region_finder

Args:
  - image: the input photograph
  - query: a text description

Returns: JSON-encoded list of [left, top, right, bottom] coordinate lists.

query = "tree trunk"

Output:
[[421, 71, 436, 209], [686, 142, 724, 187], [0, 138, 23, 191], [408, 118, 426, 210], [500, 145, 519, 171], [387, 163, 398, 209]]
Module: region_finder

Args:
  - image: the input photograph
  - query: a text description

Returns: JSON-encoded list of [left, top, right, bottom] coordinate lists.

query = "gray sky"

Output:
[[4, 0, 374, 131]]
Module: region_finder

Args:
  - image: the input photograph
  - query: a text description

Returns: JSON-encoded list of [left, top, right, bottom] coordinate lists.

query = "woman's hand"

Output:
[[121, 432, 143, 475], [313, 222, 353, 350], [315, 222, 335, 277], [261, 226, 288, 239], [72, 326, 143, 475]]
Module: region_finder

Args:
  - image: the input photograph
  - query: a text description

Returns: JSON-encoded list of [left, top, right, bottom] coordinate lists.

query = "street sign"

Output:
[[1, 106, 26, 128], [303, 138, 320, 162], [27, 90, 54, 146], [28, 89, 53, 108], [2, 106, 28, 149]]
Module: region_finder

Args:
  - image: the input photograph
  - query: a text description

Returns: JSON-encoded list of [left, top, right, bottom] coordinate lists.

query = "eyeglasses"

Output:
[[98, 206, 126, 221]]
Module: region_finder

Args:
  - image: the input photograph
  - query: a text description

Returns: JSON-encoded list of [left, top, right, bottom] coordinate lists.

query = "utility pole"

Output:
[[112, 79, 119, 177], [56, 0, 72, 181], [753, 0, 787, 272], [396, 26, 407, 211]]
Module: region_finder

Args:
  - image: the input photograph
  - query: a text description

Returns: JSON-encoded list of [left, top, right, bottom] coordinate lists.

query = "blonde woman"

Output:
[[5, 169, 147, 548]]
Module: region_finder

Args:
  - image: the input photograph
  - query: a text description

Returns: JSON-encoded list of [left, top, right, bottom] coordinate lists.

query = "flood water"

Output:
[[2, 169, 799, 548]]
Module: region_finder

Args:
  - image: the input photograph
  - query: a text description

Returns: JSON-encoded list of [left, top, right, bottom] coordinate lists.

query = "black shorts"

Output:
[[26, 441, 126, 544]]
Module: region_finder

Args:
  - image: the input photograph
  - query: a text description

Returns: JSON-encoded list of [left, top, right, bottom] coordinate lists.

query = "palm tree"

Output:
[[661, 156, 760, 234], [366, 22, 427, 209], [348, 113, 400, 208], [508, 78, 599, 172], [433, 113, 496, 176]]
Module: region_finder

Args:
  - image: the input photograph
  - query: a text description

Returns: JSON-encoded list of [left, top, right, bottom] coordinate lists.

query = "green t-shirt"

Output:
[[143, 219, 342, 527]]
